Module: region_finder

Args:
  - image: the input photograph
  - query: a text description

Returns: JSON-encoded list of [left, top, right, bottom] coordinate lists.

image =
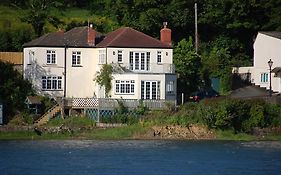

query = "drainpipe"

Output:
[[62, 44, 67, 119], [64, 45, 67, 98]]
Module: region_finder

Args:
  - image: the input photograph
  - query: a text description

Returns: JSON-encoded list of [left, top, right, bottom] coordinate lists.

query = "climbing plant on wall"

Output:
[[95, 64, 113, 97]]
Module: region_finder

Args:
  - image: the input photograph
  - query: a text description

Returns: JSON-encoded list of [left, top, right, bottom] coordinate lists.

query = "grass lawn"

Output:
[[0, 124, 148, 140]]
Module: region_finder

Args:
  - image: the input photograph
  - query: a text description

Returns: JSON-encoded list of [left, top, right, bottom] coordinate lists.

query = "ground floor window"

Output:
[[260, 73, 268, 83], [42, 76, 62, 90], [115, 80, 135, 94], [141, 81, 160, 99], [166, 81, 175, 94]]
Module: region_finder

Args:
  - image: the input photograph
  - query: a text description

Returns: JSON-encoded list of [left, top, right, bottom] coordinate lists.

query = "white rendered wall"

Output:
[[66, 48, 98, 98], [106, 47, 173, 73], [23, 47, 65, 97], [252, 33, 281, 92], [23, 46, 176, 99], [110, 73, 176, 100]]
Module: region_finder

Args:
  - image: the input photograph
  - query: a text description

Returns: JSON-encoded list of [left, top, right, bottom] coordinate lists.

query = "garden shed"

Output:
[[25, 96, 42, 115]]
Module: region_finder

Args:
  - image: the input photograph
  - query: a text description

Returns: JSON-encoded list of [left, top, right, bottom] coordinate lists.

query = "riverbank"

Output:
[[1, 124, 281, 141]]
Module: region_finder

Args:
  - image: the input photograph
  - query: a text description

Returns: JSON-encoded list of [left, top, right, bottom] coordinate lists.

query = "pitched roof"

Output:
[[25, 96, 42, 105], [259, 31, 281, 40], [23, 26, 171, 49], [23, 32, 65, 47], [23, 27, 103, 48], [96, 27, 172, 48]]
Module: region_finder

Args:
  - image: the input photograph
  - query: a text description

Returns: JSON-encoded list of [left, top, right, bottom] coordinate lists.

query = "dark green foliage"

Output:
[[114, 99, 128, 124], [100, 100, 139, 125], [219, 68, 233, 94], [19, 0, 63, 37], [0, 61, 34, 122], [47, 115, 96, 128], [146, 98, 281, 133], [0, 30, 12, 51], [135, 100, 147, 116], [0, 25, 34, 52], [22, 112, 34, 125], [174, 37, 202, 95], [38, 96, 56, 114], [264, 103, 281, 127]]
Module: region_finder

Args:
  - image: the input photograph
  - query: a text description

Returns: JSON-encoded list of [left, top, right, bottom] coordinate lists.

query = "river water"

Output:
[[0, 140, 280, 175]]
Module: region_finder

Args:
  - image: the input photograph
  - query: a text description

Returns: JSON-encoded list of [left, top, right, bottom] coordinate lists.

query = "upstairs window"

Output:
[[157, 51, 162, 64], [72, 51, 81, 66], [129, 51, 150, 71], [118, 50, 123, 63], [28, 50, 35, 65], [99, 50, 106, 64], [260, 73, 268, 83], [46, 50, 56, 64]]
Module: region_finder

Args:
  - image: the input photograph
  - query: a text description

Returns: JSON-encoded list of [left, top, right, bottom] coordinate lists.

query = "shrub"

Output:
[[135, 100, 147, 115], [23, 112, 34, 125], [242, 104, 265, 133], [47, 115, 96, 128], [265, 103, 281, 127]]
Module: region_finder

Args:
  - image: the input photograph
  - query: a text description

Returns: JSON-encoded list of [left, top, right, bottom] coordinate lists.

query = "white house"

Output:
[[23, 24, 177, 101], [234, 32, 281, 94]]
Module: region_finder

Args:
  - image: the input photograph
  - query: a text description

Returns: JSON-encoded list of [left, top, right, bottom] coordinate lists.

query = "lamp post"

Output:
[[268, 59, 273, 97]]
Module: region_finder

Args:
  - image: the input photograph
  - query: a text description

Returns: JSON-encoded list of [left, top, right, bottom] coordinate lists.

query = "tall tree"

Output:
[[174, 37, 202, 96], [0, 61, 34, 122], [21, 0, 63, 36]]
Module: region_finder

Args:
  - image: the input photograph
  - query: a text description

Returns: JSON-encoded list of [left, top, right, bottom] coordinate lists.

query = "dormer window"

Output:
[[118, 50, 123, 63], [46, 50, 56, 64]]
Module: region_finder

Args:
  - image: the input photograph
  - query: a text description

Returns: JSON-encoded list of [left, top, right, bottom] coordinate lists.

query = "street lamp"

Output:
[[268, 59, 273, 97]]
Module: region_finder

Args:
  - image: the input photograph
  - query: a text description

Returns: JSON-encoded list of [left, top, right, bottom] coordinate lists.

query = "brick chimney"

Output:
[[88, 24, 95, 46], [160, 22, 172, 46]]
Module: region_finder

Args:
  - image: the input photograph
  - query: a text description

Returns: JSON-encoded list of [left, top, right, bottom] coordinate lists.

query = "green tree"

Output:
[[0, 30, 12, 51], [21, 0, 63, 36], [174, 37, 202, 96], [201, 37, 233, 93], [0, 61, 34, 122]]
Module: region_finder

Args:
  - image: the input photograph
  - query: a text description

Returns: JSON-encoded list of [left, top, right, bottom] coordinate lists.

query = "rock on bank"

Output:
[[135, 124, 216, 140]]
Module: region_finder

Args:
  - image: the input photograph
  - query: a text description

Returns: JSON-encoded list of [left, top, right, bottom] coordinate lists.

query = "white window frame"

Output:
[[72, 51, 81, 66], [157, 51, 162, 64], [260, 73, 268, 83], [166, 81, 175, 94], [117, 50, 123, 63], [42, 76, 62, 90], [46, 50, 56, 64], [141, 81, 160, 99], [115, 80, 135, 94], [99, 50, 106, 64], [129, 51, 150, 71]]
